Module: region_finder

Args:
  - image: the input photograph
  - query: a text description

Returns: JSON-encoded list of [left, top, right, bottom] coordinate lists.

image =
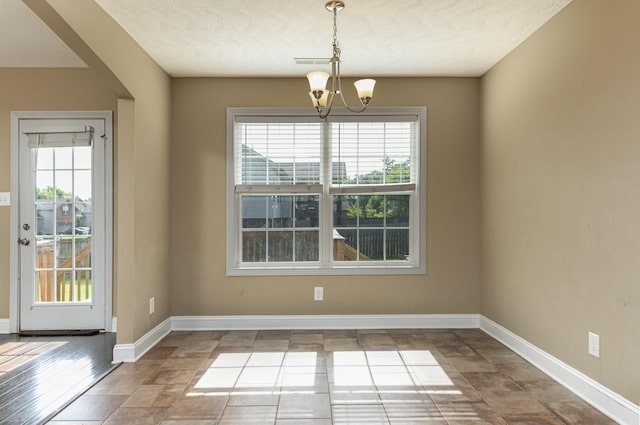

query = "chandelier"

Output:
[[307, 1, 376, 119]]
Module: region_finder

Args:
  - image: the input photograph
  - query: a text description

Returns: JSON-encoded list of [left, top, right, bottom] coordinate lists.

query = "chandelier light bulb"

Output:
[[309, 90, 330, 110], [354, 79, 376, 105], [307, 71, 330, 92]]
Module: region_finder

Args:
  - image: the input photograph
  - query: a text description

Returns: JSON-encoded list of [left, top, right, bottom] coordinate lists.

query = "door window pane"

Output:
[[55, 170, 73, 199], [35, 202, 55, 235], [74, 170, 92, 200], [35, 171, 54, 199], [75, 237, 92, 268], [74, 146, 92, 169], [35, 270, 54, 302], [35, 148, 54, 170], [56, 269, 72, 301], [74, 270, 92, 302], [54, 147, 73, 169], [56, 205, 74, 235]]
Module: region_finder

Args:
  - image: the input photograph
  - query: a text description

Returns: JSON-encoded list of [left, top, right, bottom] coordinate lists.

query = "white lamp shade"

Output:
[[354, 78, 376, 99], [307, 71, 330, 91]]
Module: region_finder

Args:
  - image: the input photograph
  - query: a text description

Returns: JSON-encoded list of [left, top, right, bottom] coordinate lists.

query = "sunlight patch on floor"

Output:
[[0, 341, 67, 375]]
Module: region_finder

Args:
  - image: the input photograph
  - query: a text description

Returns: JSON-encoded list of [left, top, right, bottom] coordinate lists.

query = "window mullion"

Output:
[[321, 122, 332, 266], [382, 194, 386, 262]]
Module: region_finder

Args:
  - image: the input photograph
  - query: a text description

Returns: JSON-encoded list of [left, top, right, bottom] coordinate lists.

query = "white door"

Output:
[[17, 116, 110, 331]]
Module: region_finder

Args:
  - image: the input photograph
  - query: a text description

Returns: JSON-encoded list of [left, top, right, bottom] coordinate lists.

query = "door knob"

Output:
[[18, 238, 30, 246]]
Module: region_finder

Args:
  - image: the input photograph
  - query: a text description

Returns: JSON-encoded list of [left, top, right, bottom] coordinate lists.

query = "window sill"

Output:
[[227, 263, 426, 277]]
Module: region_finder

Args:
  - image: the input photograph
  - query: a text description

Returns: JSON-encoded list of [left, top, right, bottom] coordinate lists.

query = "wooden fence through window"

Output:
[[35, 239, 92, 302], [241, 230, 410, 262]]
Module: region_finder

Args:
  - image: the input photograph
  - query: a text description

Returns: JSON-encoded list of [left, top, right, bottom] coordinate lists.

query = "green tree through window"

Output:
[[344, 156, 411, 219], [35, 185, 72, 200]]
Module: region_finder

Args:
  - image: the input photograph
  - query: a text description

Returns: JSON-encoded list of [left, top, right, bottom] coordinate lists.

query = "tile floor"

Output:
[[48, 329, 617, 424]]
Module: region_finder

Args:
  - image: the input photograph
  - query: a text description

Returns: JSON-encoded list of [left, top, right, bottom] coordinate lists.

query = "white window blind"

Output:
[[330, 121, 416, 187], [235, 122, 323, 186]]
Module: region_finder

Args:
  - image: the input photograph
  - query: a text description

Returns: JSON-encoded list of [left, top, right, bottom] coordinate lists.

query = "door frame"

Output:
[[9, 111, 114, 333]]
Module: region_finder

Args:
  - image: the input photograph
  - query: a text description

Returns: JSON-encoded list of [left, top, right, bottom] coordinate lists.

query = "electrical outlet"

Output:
[[314, 286, 324, 301], [0, 192, 10, 206], [588, 331, 600, 358], [149, 297, 155, 315]]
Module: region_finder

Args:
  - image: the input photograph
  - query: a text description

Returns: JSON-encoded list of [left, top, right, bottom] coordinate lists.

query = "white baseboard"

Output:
[[479, 315, 640, 425], [0, 319, 9, 334], [112, 317, 171, 363], [171, 314, 480, 331], [113, 314, 477, 363]]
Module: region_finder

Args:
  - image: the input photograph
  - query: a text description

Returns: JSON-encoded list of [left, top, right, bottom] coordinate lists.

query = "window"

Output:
[[227, 108, 426, 275]]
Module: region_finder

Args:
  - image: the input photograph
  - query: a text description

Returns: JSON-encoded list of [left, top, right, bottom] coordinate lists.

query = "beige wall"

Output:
[[481, 0, 640, 404], [170, 77, 481, 316], [22, 0, 173, 343], [0, 68, 117, 319]]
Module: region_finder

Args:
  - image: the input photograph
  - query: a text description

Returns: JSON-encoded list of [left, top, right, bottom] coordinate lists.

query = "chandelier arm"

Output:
[[338, 89, 368, 113], [335, 60, 369, 114], [316, 54, 340, 119], [318, 92, 336, 120], [318, 105, 333, 120]]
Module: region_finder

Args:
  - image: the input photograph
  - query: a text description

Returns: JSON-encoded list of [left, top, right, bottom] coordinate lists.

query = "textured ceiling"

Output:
[[94, 0, 572, 77], [1, 0, 573, 78]]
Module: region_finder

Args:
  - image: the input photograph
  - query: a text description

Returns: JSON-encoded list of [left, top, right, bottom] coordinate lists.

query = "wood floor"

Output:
[[47, 329, 616, 424], [0, 332, 116, 424]]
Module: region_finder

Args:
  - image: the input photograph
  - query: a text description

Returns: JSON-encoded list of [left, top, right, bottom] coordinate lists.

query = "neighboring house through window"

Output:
[[227, 107, 426, 275]]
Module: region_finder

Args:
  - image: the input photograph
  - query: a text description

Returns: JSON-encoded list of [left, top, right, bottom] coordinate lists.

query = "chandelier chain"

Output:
[[332, 7, 340, 57]]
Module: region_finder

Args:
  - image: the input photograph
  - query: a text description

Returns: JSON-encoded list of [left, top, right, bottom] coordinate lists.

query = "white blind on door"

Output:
[[26, 127, 94, 148]]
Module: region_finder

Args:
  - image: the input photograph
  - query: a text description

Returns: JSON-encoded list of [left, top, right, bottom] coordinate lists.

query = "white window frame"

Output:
[[226, 107, 427, 276]]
